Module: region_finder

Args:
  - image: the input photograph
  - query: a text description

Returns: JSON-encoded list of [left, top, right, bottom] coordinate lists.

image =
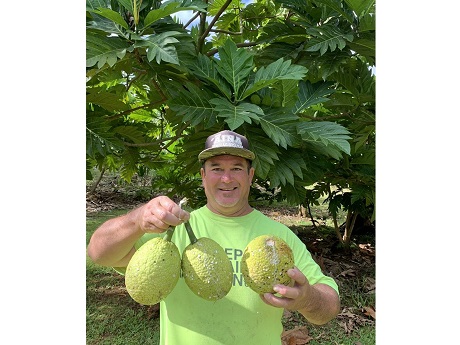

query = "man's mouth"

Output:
[[219, 187, 237, 191]]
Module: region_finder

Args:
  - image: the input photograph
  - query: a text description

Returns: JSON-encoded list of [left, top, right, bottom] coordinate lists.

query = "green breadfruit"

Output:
[[125, 232, 181, 305], [241, 235, 294, 294], [182, 223, 233, 301]]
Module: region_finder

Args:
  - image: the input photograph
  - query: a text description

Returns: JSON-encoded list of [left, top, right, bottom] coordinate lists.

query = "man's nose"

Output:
[[221, 171, 233, 182]]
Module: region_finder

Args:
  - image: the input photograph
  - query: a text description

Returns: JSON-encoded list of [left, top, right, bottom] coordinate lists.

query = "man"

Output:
[[87, 130, 340, 345]]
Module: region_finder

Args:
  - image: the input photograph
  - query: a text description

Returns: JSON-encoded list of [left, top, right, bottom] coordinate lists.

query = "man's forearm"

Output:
[[298, 283, 341, 325], [87, 210, 144, 267]]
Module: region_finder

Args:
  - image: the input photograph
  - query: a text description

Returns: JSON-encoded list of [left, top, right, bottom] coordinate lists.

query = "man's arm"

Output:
[[87, 196, 189, 267]]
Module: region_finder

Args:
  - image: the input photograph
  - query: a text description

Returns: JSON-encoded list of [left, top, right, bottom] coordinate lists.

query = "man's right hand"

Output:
[[136, 196, 190, 233]]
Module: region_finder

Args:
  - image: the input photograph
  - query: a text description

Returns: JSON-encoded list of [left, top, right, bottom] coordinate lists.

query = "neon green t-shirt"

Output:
[[120, 206, 339, 345]]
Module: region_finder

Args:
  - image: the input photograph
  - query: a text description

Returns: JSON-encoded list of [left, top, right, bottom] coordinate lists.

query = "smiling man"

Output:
[[87, 129, 340, 345]]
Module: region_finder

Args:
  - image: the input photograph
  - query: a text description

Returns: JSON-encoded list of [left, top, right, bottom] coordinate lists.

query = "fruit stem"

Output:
[[184, 221, 198, 244], [164, 227, 175, 242]]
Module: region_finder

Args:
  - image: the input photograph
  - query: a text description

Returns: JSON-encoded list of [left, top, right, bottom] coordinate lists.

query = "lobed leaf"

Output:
[[168, 82, 217, 127], [241, 58, 307, 100], [133, 31, 181, 65], [189, 54, 232, 100], [258, 107, 301, 149], [246, 131, 280, 179], [297, 121, 352, 158], [294, 80, 335, 114], [214, 40, 254, 98], [210, 98, 263, 130], [305, 25, 353, 56], [86, 30, 129, 68], [268, 150, 306, 187]]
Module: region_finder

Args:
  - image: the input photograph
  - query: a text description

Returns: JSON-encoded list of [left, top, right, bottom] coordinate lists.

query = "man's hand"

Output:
[[260, 267, 340, 325], [260, 267, 310, 311], [137, 196, 190, 233]]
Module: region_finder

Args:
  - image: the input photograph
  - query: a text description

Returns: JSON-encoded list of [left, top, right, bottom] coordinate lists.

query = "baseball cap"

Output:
[[198, 130, 255, 162]]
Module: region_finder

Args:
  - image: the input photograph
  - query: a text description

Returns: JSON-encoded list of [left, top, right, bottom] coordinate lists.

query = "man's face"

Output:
[[200, 155, 255, 216]]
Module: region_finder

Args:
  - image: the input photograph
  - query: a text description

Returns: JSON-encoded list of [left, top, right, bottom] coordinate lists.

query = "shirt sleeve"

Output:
[[290, 233, 339, 295]]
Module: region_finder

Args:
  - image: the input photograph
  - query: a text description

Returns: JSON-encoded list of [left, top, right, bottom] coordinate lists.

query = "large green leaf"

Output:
[[113, 126, 146, 144], [86, 88, 129, 112], [142, 0, 208, 29], [268, 150, 306, 187], [86, 30, 129, 68], [270, 79, 300, 109], [167, 82, 218, 127], [347, 38, 375, 61], [188, 54, 232, 99], [258, 107, 301, 149], [86, 0, 110, 11], [90, 7, 129, 29], [312, 0, 355, 23], [359, 12, 375, 32], [133, 31, 181, 65], [210, 98, 263, 130], [293, 81, 335, 114], [214, 40, 254, 98], [240, 58, 307, 100], [297, 121, 351, 159], [246, 128, 281, 180], [344, 0, 375, 17], [117, 0, 133, 12], [305, 25, 353, 56], [86, 115, 124, 158], [311, 50, 350, 80]]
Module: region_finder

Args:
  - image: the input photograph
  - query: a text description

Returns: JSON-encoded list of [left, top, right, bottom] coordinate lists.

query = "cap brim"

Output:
[[198, 147, 255, 162]]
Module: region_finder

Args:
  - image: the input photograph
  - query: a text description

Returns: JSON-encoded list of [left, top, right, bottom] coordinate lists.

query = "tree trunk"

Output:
[[342, 210, 359, 249], [89, 167, 106, 194]]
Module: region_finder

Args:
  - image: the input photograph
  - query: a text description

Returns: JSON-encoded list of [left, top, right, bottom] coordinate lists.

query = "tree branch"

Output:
[[210, 29, 242, 35], [197, 5, 208, 53], [206, 41, 258, 56], [199, 0, 233, 45], [183, 11, 200, 28], [105, 100, 165, 121]]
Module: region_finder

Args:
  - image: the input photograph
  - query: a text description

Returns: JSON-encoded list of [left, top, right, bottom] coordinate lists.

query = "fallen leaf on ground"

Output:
[[339, 268, 356, 277], [362, 306, 376, 320], [338, 307, 375, 334], [281, 326, 312, 345]]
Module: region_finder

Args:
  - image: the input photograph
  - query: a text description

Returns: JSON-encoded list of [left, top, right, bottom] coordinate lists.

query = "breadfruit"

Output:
[[241, 235, 294, 294], [182, 223, 233, 301], [125, 233, 181, 305]]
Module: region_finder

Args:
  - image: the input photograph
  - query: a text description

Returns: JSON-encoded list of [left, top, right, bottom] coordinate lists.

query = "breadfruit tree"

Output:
[[86, 0, 375, 246]]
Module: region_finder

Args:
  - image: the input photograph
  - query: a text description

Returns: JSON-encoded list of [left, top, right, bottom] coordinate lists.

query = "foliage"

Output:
[[86, 0, 375, 246]]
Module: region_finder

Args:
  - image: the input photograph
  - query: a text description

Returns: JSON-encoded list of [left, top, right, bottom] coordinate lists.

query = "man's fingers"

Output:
[[288, 267, 307, 286]]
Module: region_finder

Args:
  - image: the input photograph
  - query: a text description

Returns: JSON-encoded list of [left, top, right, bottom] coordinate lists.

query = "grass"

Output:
[[86, 205, 375, 345]]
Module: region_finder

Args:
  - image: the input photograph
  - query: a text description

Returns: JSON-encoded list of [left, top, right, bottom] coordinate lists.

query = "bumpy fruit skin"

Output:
[[125, 237, 181, 305], [241, 235, 294, 294], [181, 237, 233, 301]]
